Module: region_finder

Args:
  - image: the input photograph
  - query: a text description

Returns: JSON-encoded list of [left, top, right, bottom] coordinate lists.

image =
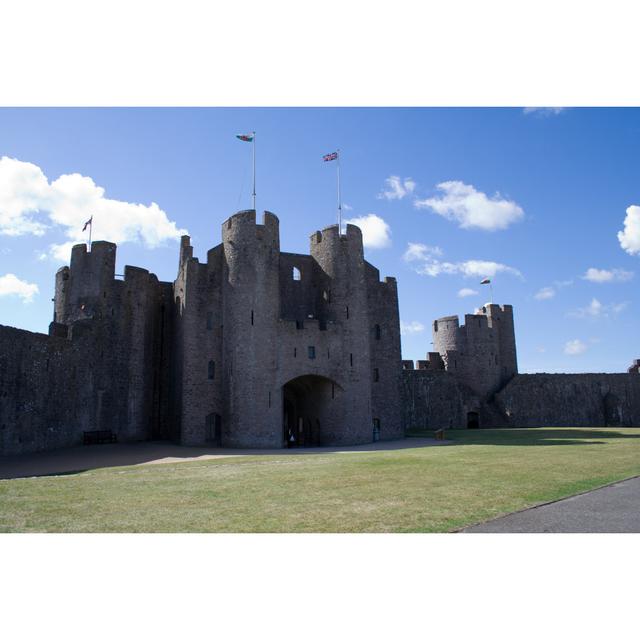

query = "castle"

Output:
[[0, 210, 402, 455], [402, 305, 640, 431], [1, 209, 639, 457]]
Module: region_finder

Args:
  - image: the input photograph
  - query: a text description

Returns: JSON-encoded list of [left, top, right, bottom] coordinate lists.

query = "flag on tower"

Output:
[[82, 216, 92, 232], [323, 151, 338, 162], [236, 133, 254, 142], [480, 278, 491, 285]]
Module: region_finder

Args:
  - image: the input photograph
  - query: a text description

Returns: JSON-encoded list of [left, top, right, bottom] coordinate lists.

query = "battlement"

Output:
[[431, 302, 518, 398], [310, 223, 363, 245], [222, 209, 280, 249]]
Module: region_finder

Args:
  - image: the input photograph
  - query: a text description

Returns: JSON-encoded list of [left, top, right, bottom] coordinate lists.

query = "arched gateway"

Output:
[[282, 375, 342, 447]]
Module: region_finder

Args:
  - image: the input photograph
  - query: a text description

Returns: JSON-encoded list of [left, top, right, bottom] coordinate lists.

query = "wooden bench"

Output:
[[83, 430, 118, 445]]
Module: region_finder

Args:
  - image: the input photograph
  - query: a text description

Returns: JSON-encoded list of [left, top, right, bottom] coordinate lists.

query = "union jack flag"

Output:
[[323, 151, 338, 162]]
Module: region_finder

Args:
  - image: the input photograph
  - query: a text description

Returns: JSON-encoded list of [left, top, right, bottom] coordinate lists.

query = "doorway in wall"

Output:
[[282, 374, 341, 447], [467, 411, 480, 429]]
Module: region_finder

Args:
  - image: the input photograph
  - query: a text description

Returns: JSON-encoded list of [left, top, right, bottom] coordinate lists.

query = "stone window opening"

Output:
[[375, 324, 381, 340], [345, 305, 349, 319], [374, 368, 380, 382], [350, 353, 353, 367], [268, 391, 271, 408], [308, 346, 316, 359], [293, 267, 302, 281], [251, 310, 254, 325], [294, 347, 297, 358], [208, 360, 215, 380], [296, 320, 304, 330], [207, 312, 214, 330]]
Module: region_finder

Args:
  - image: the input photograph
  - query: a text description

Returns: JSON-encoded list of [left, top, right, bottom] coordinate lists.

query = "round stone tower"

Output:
[[221, 210, 281, 447]]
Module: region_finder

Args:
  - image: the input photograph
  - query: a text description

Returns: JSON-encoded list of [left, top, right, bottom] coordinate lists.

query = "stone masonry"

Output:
[[0, 210, 403, 455]]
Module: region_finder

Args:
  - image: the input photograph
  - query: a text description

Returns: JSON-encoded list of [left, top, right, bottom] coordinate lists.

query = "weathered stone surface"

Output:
[[0, 210, 403, 455]]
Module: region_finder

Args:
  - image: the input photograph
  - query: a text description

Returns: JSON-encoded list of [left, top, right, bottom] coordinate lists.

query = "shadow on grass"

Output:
[[406, 428, 640, 446]]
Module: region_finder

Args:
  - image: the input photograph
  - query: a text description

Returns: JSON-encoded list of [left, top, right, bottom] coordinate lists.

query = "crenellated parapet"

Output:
[[431, 302, 518, 399]]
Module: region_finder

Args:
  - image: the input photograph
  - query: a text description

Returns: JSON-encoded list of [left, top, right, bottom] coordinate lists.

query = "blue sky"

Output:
[[1, 107, 638, 373]]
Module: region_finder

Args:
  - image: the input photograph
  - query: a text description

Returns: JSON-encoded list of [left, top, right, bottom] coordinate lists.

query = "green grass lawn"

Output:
[[1, 427, 639, 532]]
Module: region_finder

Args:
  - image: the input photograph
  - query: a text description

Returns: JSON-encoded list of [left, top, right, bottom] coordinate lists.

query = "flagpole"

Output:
[[88, 216, 93, 252], [337, 149, 342, 233], [252, 131, 256, 211]]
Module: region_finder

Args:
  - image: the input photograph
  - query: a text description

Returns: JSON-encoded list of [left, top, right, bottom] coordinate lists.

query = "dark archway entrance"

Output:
[[467, 411, 480, 429], [282, 375, 341, 447]]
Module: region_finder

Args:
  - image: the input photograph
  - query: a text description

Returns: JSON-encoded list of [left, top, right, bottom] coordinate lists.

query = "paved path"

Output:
[[0, 437, 449, 480], [463, 476, 640, 533]]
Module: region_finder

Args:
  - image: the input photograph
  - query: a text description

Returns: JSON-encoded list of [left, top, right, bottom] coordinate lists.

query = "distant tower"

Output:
[[432, 303, 518, 398]]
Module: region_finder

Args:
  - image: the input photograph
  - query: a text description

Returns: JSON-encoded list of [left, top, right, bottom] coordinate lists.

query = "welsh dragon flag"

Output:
[[236, 133, 254, 142]]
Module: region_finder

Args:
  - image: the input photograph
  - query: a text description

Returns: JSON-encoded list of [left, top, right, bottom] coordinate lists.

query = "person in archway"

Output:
[[288, 428, 296, 448]]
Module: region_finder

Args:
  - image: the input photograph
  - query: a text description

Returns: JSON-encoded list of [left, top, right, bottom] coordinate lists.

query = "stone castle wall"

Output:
[[401, 369, 640, 430], [432, 304, 517, 397], [1, 209, 403, 456], [495, 373, 640, 428]]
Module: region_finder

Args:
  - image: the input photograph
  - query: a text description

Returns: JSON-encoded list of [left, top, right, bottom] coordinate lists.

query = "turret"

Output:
[[221, 210, 281, 447], [53, 241, 117, 326]]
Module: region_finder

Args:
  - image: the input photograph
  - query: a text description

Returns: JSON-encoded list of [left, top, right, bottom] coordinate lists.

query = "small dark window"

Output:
[[251, 310, 254, 325], [350, 353, 353, 367], [268, 391, 271, 408], [308, 346, 316, 359], [374, 368, 379, 382], [332, 383, 335, 399], [296, 320, 304, 330], [207, 312, 214, 330], [373, 418, 381, 442], [293, 267, 301, 281], [345, 305, 349, 319], [327, 348, 330, 359], [294, 347, 297, 358], [375, 324, 381, 340], [208, 360, 215, 380]]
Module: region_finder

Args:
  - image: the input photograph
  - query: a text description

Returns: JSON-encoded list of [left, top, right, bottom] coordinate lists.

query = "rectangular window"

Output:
[[308, 346, 316, 359], [251, 310, 254, 325], [296, 320, 304, 330], [350, 353, 353, 367], [208, 360, 215, 380], [374, 368, 379, 382], [294, 347, 297, 358], [206, 311, 214, 330], [345, 305, 349, 319], [375, 324, 381, 340]]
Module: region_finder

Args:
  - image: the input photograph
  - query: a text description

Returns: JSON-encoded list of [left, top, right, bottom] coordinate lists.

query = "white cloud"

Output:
[[400, 320, 425, 335], [617, 205, 640, 256], [0, 273, 39, 303], [457, 288, 478, 298], [414, 180, 524, 231], [377, 176, 416, 201], [534, 286, 556, 300], [523, 107, 567, 116], [342, 203, 353, 211], [344, 213, 391, 249], [403, 242, 443, 262], [583, 267, 633, 283], [0, 156, 187, 261], [403, 244, 522, 280], [564, 339, 587, 356], [569, 297, 629, 319]]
